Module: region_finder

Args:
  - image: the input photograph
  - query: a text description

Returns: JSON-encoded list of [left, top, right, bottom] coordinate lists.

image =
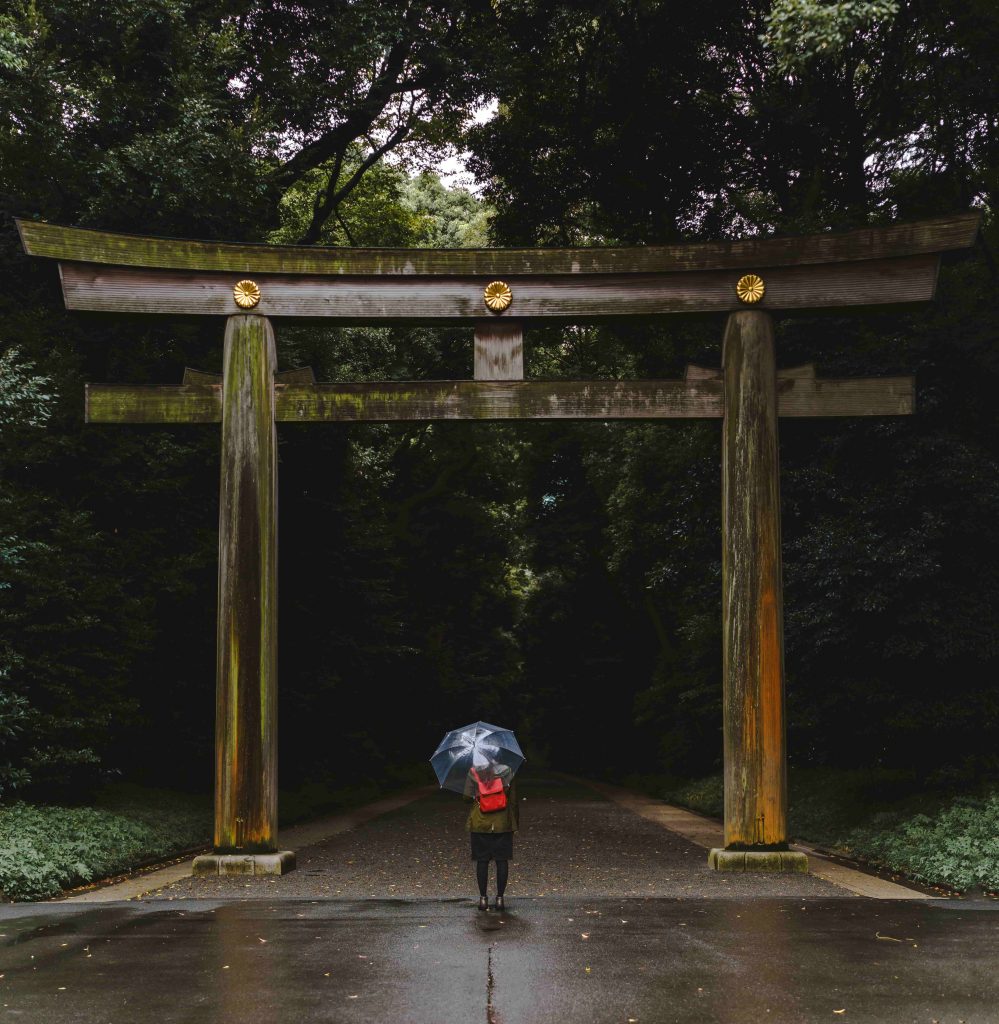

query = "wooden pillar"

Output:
[[474, 322, 524, 380], [214, 313, 278, 854], [711, 309, 804, 872]]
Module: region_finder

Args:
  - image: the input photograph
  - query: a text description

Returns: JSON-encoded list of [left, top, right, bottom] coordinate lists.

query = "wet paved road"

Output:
[[3, 897, 997, 1023], [146, 774, 842, 901], [2, 772, 997, 1022]]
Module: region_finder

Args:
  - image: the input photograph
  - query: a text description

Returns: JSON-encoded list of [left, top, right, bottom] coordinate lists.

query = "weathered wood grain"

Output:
[[778, 375, 914, 416], [18, 212, 979, 275], [721, 309, 788, 850], [276, 380, 723, 420], [86, 384, 222, 422], [56, 255, 942, 319], [214, 314, 278, 854], [182, 368, 222, 385], [474, 322, 524, 380], [177, 366, 316, 388], [684, 362, 914, 416], [84, 375, 915, 423], [274, 366, 317, 384]]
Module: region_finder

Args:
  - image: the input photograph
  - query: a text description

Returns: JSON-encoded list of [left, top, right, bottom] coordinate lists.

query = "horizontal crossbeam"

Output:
[[85, 374, 913, 424], [18, 213, 979, 276], [59, 256, 941, 320]]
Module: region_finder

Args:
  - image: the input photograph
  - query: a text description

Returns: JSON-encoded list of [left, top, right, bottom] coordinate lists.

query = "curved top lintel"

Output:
[[16, 212, 981, 278]]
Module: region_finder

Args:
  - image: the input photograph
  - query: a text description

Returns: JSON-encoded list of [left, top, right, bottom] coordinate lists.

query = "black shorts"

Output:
[[470, 831, 514, 862]]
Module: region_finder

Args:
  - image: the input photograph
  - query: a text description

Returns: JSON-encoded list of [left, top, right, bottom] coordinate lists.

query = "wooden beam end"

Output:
[[275, 366, 317, 384], [183, 367, 223, 385], [684, 364, 721, 382]]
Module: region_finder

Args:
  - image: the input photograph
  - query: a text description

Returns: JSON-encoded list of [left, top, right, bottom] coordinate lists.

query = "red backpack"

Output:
[[471, 768, 508, 813]]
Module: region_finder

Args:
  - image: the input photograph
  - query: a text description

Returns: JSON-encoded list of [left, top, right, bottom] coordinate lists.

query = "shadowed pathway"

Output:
[[145, 771, 843, 902]]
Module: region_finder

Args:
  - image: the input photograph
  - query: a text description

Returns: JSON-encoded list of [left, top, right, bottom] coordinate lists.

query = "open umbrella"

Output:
[[430, 721, 525, 795]]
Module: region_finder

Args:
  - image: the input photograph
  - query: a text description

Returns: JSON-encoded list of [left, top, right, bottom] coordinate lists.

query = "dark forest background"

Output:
[[1, 0, 998, 805]]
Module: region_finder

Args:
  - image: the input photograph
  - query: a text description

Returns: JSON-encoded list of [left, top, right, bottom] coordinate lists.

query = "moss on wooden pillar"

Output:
[[214, 314, 278, 854], [719, 309, 790, 853]]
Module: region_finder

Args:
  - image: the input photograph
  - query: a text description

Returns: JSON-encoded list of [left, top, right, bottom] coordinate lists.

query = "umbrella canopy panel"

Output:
[[431, 721, 525, 795]]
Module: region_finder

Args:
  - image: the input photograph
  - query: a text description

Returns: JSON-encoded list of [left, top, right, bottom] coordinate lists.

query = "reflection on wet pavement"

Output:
[[4, 772, 995, 1022], [2, 897, 997, 1023]]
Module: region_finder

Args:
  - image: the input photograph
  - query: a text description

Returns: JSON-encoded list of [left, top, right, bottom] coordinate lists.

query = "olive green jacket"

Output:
[[464, 767, 520, 833]]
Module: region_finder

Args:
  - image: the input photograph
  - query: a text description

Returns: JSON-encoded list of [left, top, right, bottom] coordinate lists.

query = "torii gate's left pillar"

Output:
[[194, 315, 295, 876]]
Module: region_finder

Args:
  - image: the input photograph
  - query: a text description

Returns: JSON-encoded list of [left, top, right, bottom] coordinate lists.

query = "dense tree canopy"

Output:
[[0, 0, 996, 801]]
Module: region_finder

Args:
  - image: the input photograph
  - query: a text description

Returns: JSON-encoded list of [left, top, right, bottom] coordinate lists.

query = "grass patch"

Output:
[[1, 762, 430, 902], [621, 768, 999, 893]]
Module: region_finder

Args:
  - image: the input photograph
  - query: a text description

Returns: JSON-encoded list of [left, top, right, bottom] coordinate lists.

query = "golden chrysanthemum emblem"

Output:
[[233, 279, 261, 309], [735, 273, 765, 304], [483, 280, 513, 312]]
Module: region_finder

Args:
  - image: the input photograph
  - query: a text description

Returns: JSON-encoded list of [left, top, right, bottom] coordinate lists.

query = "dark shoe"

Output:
[[478, 896, 489, 912], [493, 895, 505, 912]]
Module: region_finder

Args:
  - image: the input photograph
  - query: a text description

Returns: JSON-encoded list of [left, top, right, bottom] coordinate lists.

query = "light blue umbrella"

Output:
[[430, 721, 525, 795]]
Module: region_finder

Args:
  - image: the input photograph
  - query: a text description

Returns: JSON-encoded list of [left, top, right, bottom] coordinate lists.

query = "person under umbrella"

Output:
[[430, 722, 524, 912], [465, 747, 519, 911]]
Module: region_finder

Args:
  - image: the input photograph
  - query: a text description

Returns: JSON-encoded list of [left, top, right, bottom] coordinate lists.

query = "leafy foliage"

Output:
[[651, 768, 999, 891], [0, 0, 997, 838], [763, 0, 900, 71], [0, 348, 53, 428], [0, 789, 210, 901], [472, 0, 999, 782], [846, 796, 999, 891]]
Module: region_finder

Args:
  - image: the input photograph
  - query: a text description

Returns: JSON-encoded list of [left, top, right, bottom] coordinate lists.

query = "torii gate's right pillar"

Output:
[[710, 309, 808, 872]]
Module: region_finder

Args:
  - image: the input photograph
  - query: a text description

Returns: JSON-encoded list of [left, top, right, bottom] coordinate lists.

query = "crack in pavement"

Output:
[[487, 942, 498, 1024]]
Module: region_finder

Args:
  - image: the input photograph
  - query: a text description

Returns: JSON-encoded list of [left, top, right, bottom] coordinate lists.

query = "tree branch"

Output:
[[272, 37, 414, 189], [298, 121, 412, 244], [334, 208, 357, 246]]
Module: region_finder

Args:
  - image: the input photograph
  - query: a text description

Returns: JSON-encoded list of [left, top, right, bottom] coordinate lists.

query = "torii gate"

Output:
[[17, 213, 979, 876]]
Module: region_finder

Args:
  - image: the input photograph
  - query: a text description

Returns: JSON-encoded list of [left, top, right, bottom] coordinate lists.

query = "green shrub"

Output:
[[0, 796, 210, 901], [842, 796, 999, 891], [1, 767, 428, 901], [653, 768, 999, 892]]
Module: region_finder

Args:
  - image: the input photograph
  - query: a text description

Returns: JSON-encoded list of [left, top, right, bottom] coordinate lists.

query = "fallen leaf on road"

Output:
[[833, 1010, 846, 1015], [258, 938, 267, 944], [581, 933, 590, 939]]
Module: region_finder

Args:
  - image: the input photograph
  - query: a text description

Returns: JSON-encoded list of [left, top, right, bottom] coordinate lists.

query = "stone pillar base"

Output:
[[708, 848, 808, 873], [193, 851, 296, 877]]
